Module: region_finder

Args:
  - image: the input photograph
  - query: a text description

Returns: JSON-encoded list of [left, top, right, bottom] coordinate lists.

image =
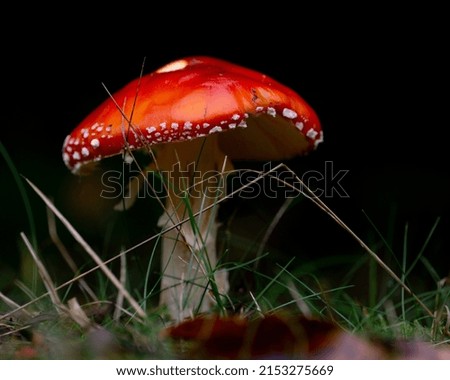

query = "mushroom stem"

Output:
[[154, 135, 232, 320]]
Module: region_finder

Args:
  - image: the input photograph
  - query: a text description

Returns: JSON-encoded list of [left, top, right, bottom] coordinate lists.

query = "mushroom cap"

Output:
[[63, 56, 322, 173]]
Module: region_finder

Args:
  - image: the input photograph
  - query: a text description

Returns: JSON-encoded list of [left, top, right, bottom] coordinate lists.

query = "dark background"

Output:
[[1, 8, 449, 299]]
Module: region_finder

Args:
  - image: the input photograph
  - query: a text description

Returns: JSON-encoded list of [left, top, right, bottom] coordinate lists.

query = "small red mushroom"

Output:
[[63, 56, 322, 320]]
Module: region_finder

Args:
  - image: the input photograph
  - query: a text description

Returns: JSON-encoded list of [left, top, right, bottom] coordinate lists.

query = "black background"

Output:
[[1, 7, 449, 296]]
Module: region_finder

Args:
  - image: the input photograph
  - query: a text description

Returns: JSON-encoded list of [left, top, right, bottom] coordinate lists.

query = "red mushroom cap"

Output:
[[63, 56, 322, 173]]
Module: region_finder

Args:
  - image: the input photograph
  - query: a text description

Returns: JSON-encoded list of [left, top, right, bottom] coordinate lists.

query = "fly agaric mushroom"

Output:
[[62, 56, 322, 320]]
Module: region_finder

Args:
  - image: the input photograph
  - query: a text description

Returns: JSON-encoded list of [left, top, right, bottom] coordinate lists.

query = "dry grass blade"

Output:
[[255, 197, 293, 266], [47, 207, 98, 301], [286, 281, 312, 318], [0, 292, 32, 319], [67, 297, 92, 329], [114, 250, 127, 321], [20, 232, 66, 314], [249, 291, 263, 316], [24, 177, 146, 319], [0, 324, 32, 339]]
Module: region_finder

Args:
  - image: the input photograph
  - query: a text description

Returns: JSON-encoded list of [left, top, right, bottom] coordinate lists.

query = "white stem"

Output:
[[158, 198, 227, 320], [154, 136, 232, 321]]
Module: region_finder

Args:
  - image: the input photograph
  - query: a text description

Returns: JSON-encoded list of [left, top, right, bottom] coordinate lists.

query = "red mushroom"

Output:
[[63, 56, 322, 320]]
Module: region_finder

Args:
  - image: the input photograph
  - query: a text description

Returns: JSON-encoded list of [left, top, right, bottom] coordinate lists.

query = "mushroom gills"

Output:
[[219, 113, 313, 161]]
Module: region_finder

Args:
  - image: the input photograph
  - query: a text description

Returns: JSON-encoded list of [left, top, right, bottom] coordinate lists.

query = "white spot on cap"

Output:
[[238, 120, 247, 128], [209, 126, 223, 134], [231, 114, 240, 121], [306, 129, 318, 139], [183, 121, 192, 130], [63, 152, 70, 164], [160, 122, 167, 129], [83, 131, 89, 138], [314, 132, 324, 148], [155, 132, 161, 137], [146, 126, 156, 134], [66, 146, 73, 153], [81, 147, 90, 157], [91, 138, 100, 148], [295, 122, 304, 131], [156, 59, 189, 73], [256, 106, 264, 112], [105, 125, 112, 132], [203, 123, 210, 129], [229, 123, 236, 129], [63, 135, 71, 147], [91, 122, 99, 130], [282, 108, 297, 119], [96, 125, 104, 132], [267, 107, 276, 117], [72, 151, 81, 160], [171, 122, 178, 130]]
